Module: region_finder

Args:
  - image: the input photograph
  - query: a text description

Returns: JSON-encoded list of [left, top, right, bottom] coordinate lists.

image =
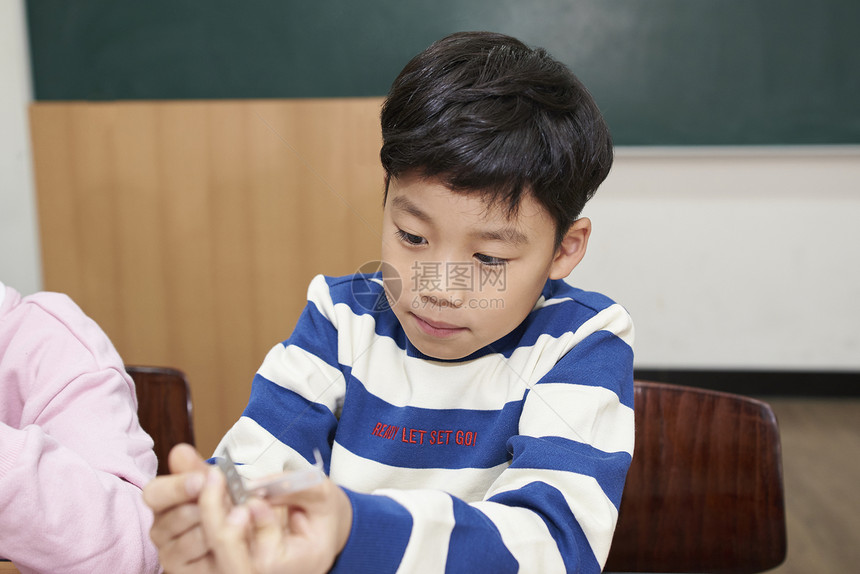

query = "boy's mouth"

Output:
[[411, 313, 466, 338]]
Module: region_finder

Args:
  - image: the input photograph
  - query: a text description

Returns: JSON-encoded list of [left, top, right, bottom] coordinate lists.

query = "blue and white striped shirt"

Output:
[[214, 273, 634, 573]]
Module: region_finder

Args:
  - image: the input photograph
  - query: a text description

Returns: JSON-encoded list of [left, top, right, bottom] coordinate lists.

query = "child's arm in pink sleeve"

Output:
[[0, 291, 160, 573], [0, 368, 160, 573]]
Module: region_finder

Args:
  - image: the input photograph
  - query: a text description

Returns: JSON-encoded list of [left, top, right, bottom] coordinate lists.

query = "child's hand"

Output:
[[142, 443, 215, 573], [198, 466, 353, 574]]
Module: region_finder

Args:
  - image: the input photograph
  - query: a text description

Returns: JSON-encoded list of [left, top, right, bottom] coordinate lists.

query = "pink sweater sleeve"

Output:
[[0, 287, 160, 574]]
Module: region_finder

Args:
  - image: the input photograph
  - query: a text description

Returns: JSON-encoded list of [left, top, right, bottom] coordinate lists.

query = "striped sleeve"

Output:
[[475, 305, 634, 573], [212, 275, 347, 479], [477, 313, 634, 572]]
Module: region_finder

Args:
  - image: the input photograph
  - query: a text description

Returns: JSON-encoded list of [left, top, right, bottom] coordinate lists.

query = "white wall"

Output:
[[575, 146, 860, 370], [0, 0, 41, 295], [4, 1, 858, 369]]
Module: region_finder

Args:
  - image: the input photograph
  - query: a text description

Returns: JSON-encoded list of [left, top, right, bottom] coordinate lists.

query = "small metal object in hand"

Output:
[[215, 449, 249, 505], [215, 448, 325, 505]]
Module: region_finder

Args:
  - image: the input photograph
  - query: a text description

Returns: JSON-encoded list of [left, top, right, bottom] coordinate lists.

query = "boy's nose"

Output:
[[418, 292, 463, 309], [410, 257, 471, 307]]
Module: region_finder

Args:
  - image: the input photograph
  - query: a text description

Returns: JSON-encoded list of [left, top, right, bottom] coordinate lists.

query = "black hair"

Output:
[[380, 31, 613, 247]]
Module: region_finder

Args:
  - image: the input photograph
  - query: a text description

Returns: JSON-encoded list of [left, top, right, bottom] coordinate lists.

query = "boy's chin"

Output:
[[409, 337, 481, 361]]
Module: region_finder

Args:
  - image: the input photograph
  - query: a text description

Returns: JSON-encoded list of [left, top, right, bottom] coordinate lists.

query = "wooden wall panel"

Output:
[[30, 99, 385, 455]]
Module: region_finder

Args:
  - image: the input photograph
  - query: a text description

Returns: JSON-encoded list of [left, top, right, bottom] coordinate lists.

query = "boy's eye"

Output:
[[475, 253, 508, 266], [396, 229, 426, 246]]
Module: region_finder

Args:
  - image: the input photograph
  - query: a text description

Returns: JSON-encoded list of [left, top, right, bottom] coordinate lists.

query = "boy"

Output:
[[144, 31, 634, 573]]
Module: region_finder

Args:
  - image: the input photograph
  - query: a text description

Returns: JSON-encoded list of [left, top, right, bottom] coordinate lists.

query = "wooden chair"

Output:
[[604, 381, 787, 573], [128, 365, 195, 475]]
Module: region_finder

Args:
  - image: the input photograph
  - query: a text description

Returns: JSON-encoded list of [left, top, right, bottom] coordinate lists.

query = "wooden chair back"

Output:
[[604, 381, 787, 573], [128, 365, 195, 475]]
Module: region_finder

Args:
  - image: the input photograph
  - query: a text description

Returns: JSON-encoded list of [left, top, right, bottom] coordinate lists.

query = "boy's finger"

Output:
[[199, 468, 256, 574], [168, 443, 210, 474], [217, 506, 257, 572], [248, 498, 292, 556], [198, 467, 230, 531], [247, 497, 277, 525], [143, 471, 206, 512], [148, 501, 202, 546], [156, 523, 210, 567]]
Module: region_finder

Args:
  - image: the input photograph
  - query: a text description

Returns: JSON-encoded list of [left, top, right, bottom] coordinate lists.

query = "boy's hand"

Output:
[[199, 465, 353, 574], [142, 443, 215, 573]]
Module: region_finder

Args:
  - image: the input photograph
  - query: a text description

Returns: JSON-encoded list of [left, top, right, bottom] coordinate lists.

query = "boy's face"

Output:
[[380, 174, 587, 360]]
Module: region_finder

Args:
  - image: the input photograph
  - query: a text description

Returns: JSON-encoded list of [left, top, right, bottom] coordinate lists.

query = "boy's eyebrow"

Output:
[[392, 195, 528, 246], [391, 195, 431, 222], [473, 226, 529, 246]]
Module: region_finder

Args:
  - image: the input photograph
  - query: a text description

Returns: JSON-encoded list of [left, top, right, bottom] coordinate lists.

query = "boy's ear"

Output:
[[548, 218, 591, 280]]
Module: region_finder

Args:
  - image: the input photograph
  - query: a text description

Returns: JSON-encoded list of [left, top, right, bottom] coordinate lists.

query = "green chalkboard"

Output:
[[26, 0, 860, 145]]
